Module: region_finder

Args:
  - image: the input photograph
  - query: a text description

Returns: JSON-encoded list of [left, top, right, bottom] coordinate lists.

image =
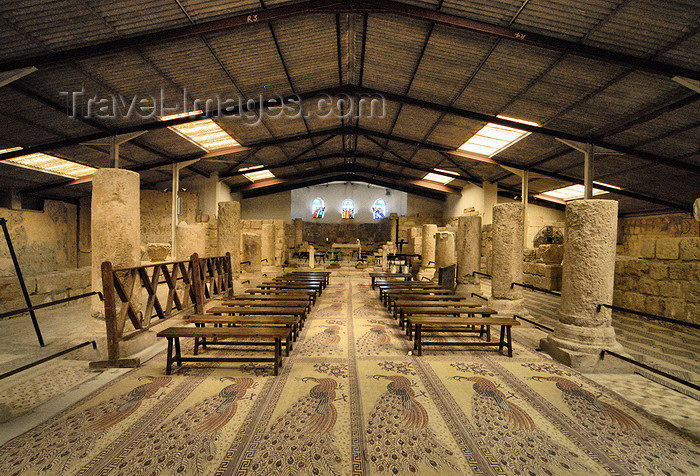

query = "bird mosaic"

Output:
[[0, 376, 171, 475], [249, 377, 343, 475], [300, 324, 342, 357], [356, 324, 392, 355], [534, 375, 700, 474], [367, 375, 457, 473], [315, 302, 343, 318], [454, 375, 593, 474], [113, 377, 255, 476], [353, 302, 379, 318]]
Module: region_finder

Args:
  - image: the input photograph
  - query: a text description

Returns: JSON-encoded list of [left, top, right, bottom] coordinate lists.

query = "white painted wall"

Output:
[[291, 183, 407, 224], [444, 183, 485, 218], [497, 196, 565, 247], [241, 191, 292, 223]]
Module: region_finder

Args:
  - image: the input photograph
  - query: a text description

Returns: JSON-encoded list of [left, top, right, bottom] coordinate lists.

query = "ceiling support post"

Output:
[[522, 170, 529, 248], [584, 143, 594, 199]]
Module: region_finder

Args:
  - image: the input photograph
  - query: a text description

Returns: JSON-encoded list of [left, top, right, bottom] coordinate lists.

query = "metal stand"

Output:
[[0, 217, 45, 346]]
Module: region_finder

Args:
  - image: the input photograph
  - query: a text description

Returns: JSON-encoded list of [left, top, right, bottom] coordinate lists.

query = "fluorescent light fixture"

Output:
[[3, 151, 96, 178], [423, 172, 454, 184], [169, 119, 239, 152], [0, 146, 23, 154], [159, 110, 203, 121], [241, 166, 275, 182], [433, 168, 459, 176], [458, 115, 539, 157], [537, 182, 620, 202]]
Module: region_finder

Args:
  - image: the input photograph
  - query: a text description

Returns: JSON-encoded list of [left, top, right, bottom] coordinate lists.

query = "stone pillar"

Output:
[[293, 218, 303, 246], [389, 213, 398, 243], [421, 224, 437, 268], [261, 223, 275, 266], [408, 226, 422, 255], [488, 203, 527, 316], [456, 215, 481, 293], [308, 245, 315, 269], [91, 169, 141, 318], [541, 200, 627, 372], [242, 233, 262, 272], [218, 201, 241, 274], [381, 246, 388, 269], [434, 231, 456, 270], [176, 222, 207, 260], [482, 182, 498, 226]]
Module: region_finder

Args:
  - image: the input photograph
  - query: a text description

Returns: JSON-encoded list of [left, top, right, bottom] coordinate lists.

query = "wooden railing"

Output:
[[100, 252, 233, 363]]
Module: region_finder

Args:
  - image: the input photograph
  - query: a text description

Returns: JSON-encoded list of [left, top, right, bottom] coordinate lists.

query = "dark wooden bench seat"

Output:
[[288, 271, 330, 285], [382, 289, 455, 307], [221, 298, 312, 313], [395, 300, 486, 326], [404, 306, 497, 338], [392, 297, 479, 317], [156, 326, 291, 375], [188, 314, 300, 347], [411, 317, 521, 357], [207, 306, 307, 324], [369, 272, 412, 288], [272, 277, 327, 289], [259, 283, 323, 296], [244, 288, 318, 305]]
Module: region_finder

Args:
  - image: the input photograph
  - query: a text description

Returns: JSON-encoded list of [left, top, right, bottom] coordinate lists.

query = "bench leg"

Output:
[[274, 338, 281, 375], [499, 325, 506, 353], [416, 324, 422, 356], [174, 337, 182, 367], [194, 336, 199, 355], [165, 337, 173, 375], [285, 333, 291, 356], [506, 326, 513, 357], [486, 324, 491, 342]]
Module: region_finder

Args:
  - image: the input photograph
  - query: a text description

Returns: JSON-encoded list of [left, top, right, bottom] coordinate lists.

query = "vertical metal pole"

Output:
[[111, 136, 120, 169], [0, 218, 44, 346], [521, 170, 529, 248], [171, 164, 179, 258], [584, 143, 594, 199]]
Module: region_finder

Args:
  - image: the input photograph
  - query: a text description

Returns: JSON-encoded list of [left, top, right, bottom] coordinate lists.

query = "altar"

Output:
[[331, 242, 361, 261]]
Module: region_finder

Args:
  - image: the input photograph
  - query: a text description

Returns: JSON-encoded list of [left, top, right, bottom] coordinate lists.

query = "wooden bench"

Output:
[[392, 297, 479, 318], [411, 317, 521, 357], [404, 306, 497, 338], [288, 271, 330, 286], [395, 300, 485, 326], [273, 277, 327, 289], [382, 289, 455, 307], [245, 288, 318, 305], [259, 283, 323, 297], [377, 283, 445, 302], [207, 306, 307, 325], [189, 314, 299, 348], [156, 326, 290, 375], [369, 272, 412, 288], [221, 298, 312, 313]]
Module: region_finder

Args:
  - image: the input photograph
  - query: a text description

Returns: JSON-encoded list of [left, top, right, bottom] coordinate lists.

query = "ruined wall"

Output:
[[614, 236, 699, 325], [617, 213, 699, 257], [397, 214, 444, 243], [302, 221, 390, 247], [0, 200, 78, 277], [140, 190, 198, 247], [241, 219, 287, 266]]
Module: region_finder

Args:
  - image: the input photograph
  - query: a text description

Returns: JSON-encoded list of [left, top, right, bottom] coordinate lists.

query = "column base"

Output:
[[455, 283, 480, 295], [487, 297, 529, 318], [418, 267, 435, 281], [540, 331, 631, 373]]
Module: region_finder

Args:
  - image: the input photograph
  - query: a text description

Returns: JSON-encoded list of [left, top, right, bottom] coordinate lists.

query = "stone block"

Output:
[[664, 298, 686, 319], [35, 272, 67, 294], [523, 262, 540, 275], [543, 264, 562, 278], [146, 243, 171, 261], [539, 244, 564, 264], [626, 260, 650, 276], [648, 262, 668, 280], [639, 239, 656, 259], [622, 292, 645, 310], [668, 262, 696, 280], [679, 237, 700, 261], [658, 281, 683, 298], [637, 278, 659, 295], [655, 238, 681, 260], [681, 281, 700, 303], [686, 303, 700, 325], [645, 296, 664, 316], [523, 249, 537, 262]]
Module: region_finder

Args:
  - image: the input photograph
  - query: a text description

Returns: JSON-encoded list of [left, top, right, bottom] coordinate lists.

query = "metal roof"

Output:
[[0, 0, 697, 214]]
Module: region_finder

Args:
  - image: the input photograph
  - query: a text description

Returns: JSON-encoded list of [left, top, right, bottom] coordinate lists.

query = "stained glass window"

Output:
[[372, 199, 387, 219], [311, 198, 325, 218], [341, 199, 354, 219]]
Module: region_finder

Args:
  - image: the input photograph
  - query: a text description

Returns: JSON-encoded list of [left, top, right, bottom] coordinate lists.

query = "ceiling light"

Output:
[[433, 168, 459, 176], [536, 182, 619, 203], [423, 172, 454, 184], [3, 151, 96, 178], [0, 146, 23, 154], [169, 119, 239, 152], [242, 167, 275, 182], [458, 115, 539, 157]]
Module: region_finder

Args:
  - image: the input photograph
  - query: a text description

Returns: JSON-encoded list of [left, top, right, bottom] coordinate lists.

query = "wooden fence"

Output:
[[99, 252, 233, 363]]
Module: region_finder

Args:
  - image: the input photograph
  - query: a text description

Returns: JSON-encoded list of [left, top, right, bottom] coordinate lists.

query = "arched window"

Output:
[[341, 199, 355, 219], [311, 197, 325, 218], [372, 199, 387, 219]]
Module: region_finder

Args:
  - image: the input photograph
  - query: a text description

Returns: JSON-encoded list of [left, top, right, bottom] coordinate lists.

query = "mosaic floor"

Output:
[[0, 270, 697, 475]]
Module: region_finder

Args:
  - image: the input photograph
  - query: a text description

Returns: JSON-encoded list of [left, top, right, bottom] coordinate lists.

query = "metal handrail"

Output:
[[0, 291, 103, 320], [597, 303, 699, 330], [471, 293, 488, 301], [0, 340, 97, 380], [472, 271, 491, 278], [600, 350, 700, 392], [513, 314, 554, 332], [511, 282, 561, 296]]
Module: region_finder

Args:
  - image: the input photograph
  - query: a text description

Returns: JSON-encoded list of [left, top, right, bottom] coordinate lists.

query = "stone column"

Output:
[[218, 201, 241, 274], [456, 215, 481, 293], [91, 169, 141, 318], [434, 231, 456, 270], [242, 233, 262, 272], [176, 223, 207, 260], [308, 245, 315, 269], [389, 213, 399, 243], [293, 218, 303, 246], [408, 226, 422, 255], [488, 203, 527, 316], [261, 223, 275, 266], [541, 200, 627, 372], [421, 224, 437, 267]]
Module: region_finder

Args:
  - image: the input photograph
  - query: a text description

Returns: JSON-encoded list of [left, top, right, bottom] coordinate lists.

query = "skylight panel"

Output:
[[240, 165, 275, 182], [169, 119, 239, 152], [423, 172, 454, 184], [160, 110, 203, 121], [458, 115, 539, 157], [537, 182, 619, 202], [2, 151, 96, 178]]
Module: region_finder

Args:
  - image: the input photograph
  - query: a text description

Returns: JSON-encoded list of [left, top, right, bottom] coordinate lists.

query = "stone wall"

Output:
[[617, 213, 699, 257], [0, 267, 91, 315], [241, 219, 287, 266], [140, 190, 198, 248], [0, 200, 78, 277], [614, 236, 699, 325], [397, 214, 444, 243], [522, 245, 564, 291], [302, 221, 390, 247]]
